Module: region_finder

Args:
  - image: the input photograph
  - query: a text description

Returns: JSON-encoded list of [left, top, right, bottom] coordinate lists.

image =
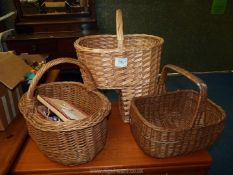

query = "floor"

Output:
[[163, 72, 233, 175]]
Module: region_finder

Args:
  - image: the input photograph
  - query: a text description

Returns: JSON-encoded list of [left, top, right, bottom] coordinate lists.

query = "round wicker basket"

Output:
[[19, 58, 111, 165]]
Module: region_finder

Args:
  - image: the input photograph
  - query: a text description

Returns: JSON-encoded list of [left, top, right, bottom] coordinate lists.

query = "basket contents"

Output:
[[19, 58, 111, 165], [74, 9, 164, 122], [37, 95, 88, 121], [130, 64, 225, 158], [37, 105, 62, 122]]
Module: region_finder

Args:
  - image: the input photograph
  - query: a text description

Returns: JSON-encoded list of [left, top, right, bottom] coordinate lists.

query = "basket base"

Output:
[[119, 85, 156, 123], [26, 119, 108, 166]]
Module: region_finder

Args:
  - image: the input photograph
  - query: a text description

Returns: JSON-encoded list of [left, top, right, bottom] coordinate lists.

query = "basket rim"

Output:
[[130, 89, 226, 132], [74, 34, 164, 53], [19, 82, 111, 132]]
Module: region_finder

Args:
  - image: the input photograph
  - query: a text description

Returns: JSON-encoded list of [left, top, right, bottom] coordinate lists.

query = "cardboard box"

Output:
[[19, 53, 47, 66], [0, 52, 31, 131]]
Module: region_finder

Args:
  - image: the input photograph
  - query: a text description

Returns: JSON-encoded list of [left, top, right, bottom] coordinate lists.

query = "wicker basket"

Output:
[[19, 58, 111, 166], [74, 9, 164, 122], [130, 64, 225, 158], [118, 85, 151, 122]]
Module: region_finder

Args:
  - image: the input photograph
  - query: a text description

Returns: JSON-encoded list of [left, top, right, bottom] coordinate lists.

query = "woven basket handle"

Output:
[[157, 64, 208, 127], [27, 58, 97, 100], [116, 9, 124, 49]]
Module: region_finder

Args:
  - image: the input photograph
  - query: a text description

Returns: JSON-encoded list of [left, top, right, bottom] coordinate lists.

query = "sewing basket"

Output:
[[74, 9, 164, 122], [130, 64, 225, 158], [19, 58, 111, 165]]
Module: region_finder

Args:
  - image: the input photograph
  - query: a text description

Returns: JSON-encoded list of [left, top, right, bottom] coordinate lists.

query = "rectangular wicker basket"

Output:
[[130, 64, 225, 158]]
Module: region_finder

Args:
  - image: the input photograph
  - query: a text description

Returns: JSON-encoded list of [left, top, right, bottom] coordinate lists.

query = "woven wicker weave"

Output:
[[74, 9, 164, 122], [19, 58, 111, 165], [130, 64, 225, 158]]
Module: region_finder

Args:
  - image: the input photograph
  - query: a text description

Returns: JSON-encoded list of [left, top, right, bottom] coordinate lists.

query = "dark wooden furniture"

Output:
[[11, 102, 212, 175], [0, 116, 27, 175], [6, 0, 97, 59]]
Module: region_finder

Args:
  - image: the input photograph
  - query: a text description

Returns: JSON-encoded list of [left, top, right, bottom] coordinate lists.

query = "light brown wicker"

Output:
[[118, 85, 153, 122], [18, 58, 111, 166], [74, 9, 164, 122], [130, 64, 225, 158]]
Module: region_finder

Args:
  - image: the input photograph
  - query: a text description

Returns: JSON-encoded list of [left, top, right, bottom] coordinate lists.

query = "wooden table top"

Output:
[[12, 102, 212, 175], [0, 116, 27, 175]]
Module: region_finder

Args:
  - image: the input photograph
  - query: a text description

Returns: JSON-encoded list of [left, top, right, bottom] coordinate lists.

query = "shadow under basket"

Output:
[[130, 64, 225, 158], [19, 58, 111, 166]]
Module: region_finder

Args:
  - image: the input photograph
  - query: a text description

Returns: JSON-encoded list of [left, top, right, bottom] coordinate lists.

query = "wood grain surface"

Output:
[[0, 116, 27, 175], [11, 102, 212, 175]]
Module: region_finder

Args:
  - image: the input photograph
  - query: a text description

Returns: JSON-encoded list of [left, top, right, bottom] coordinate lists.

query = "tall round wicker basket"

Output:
[[19, 58, 111, 165], [74, 9, 164, 122]]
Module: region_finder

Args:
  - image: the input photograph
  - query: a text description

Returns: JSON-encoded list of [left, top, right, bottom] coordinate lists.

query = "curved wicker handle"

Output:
[[157, 64, 208, 127], [27, 58, 97, 100], [116, 9, 124, 49]]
